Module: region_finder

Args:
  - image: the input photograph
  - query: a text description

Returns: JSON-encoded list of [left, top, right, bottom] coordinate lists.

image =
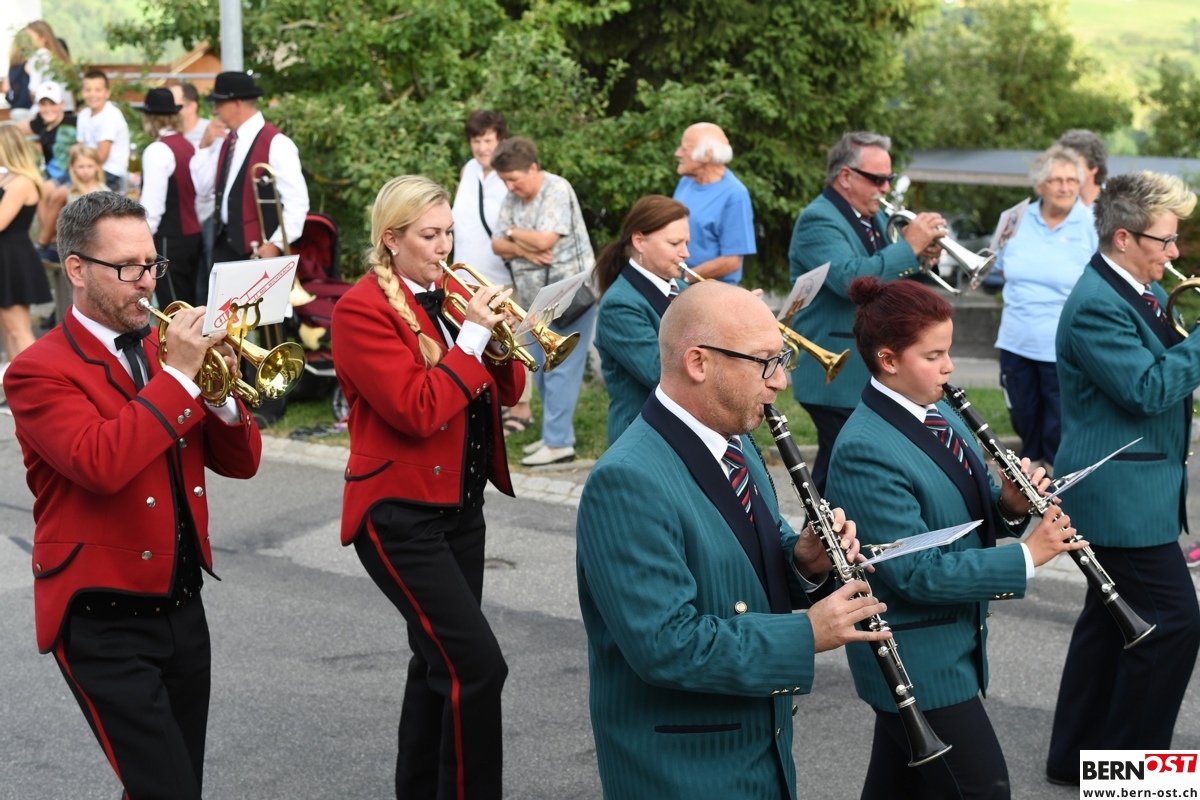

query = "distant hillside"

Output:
[[41, 0, 184, 66], [1069, 0, 1200, 73]]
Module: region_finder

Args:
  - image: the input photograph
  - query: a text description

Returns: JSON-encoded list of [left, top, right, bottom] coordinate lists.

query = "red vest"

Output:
[[159, 133, 200, 237], [218, 123, 281, 255]]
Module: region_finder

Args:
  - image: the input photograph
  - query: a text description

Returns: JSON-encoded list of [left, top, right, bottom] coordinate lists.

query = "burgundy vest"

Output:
[[158, 133, 200, 237], [218, 123, 281, 255]]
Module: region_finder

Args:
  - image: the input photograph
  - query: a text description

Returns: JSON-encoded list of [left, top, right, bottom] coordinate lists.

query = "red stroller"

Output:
[[289, 211, 352, 418]]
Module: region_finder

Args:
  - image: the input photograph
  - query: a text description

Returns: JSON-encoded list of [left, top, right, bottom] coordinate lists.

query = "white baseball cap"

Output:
[[34, 82, 65, 104]]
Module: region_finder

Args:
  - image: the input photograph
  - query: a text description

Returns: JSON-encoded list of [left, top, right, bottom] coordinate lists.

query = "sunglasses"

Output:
[[850, 167, 899, 188]]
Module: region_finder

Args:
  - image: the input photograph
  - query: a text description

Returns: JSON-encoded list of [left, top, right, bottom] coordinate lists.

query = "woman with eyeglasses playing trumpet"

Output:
[[331, 175, 523, 799], [593, 195, 690, 444], [825, 276, 1086, 800], [1045, 171, 1200, 785]]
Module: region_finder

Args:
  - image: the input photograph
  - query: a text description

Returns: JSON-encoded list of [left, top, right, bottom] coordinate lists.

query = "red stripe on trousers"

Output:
[[366, 515, 467, 800], [53, 639, 127, 789]]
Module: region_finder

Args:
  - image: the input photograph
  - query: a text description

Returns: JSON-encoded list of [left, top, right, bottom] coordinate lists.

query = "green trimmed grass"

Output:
[[271, 382, 1016, 461]]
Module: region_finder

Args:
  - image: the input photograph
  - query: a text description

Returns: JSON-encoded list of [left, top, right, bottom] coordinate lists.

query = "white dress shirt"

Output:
[[192, 111, 309, 249], [1100, 252, 1153, 296], [399, 276, 491, 360], [627, 258, 678, 296]]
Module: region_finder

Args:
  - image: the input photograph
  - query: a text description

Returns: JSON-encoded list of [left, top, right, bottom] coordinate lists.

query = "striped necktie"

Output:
[[722, 437, 754, 521], [859, 217, 879, 254], [1142, 289, 1167, 326], [924, 407, 971, 474], [668, 279, 680, 300]]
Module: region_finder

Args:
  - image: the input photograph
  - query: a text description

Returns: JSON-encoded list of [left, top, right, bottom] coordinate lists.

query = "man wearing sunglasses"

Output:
[[2, 192, 262, 799], [786, 130, 947, 493], [576, 280, 890, 797]]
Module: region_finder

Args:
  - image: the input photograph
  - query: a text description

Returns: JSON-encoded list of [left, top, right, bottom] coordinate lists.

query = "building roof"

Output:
[[904, 149, 1200, 188]]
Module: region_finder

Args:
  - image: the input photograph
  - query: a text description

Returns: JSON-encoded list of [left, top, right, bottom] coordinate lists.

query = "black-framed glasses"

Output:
[[71, 252, 170, 282], [849, 167, 898, 187], [1130, 231, 1180, 250], [698, 344, 795, 379]]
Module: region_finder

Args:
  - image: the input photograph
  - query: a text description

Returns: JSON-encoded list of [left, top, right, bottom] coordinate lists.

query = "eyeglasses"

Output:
[[71, 252, 170, 282], [850, 167, 898, 187], [1130, 231, 1180, 250], [698, 344, 795, 379]]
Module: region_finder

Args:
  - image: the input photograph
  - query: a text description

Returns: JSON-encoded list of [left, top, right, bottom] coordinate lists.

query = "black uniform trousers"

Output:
[[53, 597, 211, 800], [798, 402, 854, 494], [354, 500, 507, 800], [1046, 542, 1200, 780], [861, 696, 1009, 800], [154, 232, 203, 308]]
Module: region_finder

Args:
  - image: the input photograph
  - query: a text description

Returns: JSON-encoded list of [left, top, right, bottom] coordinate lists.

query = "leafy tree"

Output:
[[1141, 56, 1200, 159], [892, 0, 1133, 227], [108, 0, 935, 285]]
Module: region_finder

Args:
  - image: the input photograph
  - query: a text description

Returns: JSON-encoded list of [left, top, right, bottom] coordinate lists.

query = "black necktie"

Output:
[[414, 289, 446, 322], [216, 130, 238, 212], [115, 326, 152, 390], [859, 217, 879, 254]]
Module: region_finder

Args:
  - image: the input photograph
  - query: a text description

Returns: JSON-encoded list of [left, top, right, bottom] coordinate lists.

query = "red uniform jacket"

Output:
[[331, 273, 524, 546], [3, 312, 262, 652]]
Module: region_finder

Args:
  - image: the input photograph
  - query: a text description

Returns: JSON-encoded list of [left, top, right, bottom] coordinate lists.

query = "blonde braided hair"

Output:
[[367, 175, 452, 369]]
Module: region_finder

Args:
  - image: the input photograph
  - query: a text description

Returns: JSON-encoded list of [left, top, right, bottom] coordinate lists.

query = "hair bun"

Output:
[[848, 276, 883, 306]]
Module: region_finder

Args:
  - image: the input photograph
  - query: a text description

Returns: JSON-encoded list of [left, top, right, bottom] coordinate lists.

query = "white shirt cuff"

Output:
[[456, 320, 493, 362], [1020, 543, 1035, 579], [163, 364, 242, 424]]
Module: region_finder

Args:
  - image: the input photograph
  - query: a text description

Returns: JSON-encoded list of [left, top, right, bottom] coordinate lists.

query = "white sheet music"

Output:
[[1046, 438, 1144, 499], [862, 521, 981, 566], [777, 264, 830, 321], [203, 255, 298, 334]]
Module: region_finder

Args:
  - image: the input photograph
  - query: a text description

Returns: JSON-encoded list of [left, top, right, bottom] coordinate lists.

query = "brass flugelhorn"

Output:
[[1164, 263, 1200, 338], [137, 298, 305, 407], [876, 195, 997, 293], [440, 262, 580, 373], [678, 263, 849, 383]]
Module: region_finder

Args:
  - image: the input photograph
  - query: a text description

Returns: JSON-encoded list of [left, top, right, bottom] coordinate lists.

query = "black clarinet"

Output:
[[764, 404, 951, 767], [942, 383, 1156, 649]]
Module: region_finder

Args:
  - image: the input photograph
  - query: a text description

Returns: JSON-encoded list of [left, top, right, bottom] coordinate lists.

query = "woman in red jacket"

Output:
[[332, 174, 524, 800]]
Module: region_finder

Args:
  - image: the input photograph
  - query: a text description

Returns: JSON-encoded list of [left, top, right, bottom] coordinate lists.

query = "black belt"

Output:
[[72, 586, 199, 620]]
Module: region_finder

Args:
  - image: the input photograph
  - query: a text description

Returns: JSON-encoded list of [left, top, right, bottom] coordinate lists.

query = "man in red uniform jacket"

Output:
[[3, 192, 262, 800]]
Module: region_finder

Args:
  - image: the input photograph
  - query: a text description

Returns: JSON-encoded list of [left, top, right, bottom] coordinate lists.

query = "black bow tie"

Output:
[[414, 289, 446, 322], [114, 326, 151, 351]]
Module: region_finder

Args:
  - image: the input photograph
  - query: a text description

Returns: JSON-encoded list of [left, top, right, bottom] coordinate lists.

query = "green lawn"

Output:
[[1069, 0, 1200, 74], [273, 380, 1016, 462]]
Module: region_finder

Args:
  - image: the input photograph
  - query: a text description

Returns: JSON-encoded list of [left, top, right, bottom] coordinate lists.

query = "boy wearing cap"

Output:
[[76, 69, 130, 193], [15, 81, 76, 261]]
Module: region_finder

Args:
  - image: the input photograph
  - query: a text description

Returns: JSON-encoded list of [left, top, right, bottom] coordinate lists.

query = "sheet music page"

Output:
[[862, 521, 982, 566]]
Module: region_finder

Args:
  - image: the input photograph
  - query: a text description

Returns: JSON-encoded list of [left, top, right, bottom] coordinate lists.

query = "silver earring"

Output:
[[876, 351, 884, 358], [636, 251, 643, 265]]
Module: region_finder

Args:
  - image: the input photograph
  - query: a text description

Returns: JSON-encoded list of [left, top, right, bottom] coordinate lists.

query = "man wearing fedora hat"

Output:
[[140, 87, 204, 306], [195, 71, 308, 266], [195, 71, 309, 425]]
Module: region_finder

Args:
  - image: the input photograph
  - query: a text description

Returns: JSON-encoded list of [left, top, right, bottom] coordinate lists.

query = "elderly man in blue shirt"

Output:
[[993, 143, 1097, 469]]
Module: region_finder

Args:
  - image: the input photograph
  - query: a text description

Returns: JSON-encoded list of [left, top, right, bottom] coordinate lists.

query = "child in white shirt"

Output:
[[75, 69, 130, 192]]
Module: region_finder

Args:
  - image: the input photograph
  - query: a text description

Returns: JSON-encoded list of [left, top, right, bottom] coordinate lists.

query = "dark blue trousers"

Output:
[[1046, 542, 1200, 780], [999, 349, 1061, 465]]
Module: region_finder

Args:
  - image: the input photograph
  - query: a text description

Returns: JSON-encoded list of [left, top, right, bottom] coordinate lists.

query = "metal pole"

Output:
[[219, 0, 244, 72]]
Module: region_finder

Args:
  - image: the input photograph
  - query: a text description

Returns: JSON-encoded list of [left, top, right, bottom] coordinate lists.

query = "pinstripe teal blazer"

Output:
[[788, 188, 920, 409], [595, 267, 670, 445], [825, 385, 1028, 711], [576, 394, 820, 799], [1055, 254, 1200, 548]]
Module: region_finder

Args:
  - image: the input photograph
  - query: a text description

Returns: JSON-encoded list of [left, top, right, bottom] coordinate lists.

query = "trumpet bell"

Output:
[[1166, 276, 1200, 338], [232, 336, 306, 403], [535, 327, 580, 372], [939, 241, 997, 290], [780, 324, 849, 384]]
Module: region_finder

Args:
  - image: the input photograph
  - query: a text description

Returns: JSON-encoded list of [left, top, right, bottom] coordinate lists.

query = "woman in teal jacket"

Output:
[[593, 195, 690, 444], [825, 276, 1085, 800]]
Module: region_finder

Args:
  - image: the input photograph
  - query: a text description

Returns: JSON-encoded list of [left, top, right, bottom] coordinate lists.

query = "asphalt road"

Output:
[[2, 411, 1200, 799]]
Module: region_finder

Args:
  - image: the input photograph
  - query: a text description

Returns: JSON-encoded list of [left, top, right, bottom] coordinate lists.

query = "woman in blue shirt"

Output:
[[993, 144, 1097, 468]]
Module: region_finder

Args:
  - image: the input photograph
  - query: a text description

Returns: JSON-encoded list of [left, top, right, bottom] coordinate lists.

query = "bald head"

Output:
[[660, 282, 787, 436], [675, 122, 733, 184]]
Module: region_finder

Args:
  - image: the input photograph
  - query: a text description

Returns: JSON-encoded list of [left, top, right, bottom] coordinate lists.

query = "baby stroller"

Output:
[[288, 211, 353, 419]]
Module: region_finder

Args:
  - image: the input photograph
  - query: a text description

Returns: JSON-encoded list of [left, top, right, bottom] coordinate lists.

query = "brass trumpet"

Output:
[[1165, 264, 1200, 338], [876, 196, 997, 293], [439, 262, 580, 373], [678, 264, 849, 383], [137, 298, 306, 407]]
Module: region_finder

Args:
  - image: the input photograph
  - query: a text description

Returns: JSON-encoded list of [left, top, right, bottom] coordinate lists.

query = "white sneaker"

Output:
[[522, 438, 545, 455], [521, 444, 575, 466]]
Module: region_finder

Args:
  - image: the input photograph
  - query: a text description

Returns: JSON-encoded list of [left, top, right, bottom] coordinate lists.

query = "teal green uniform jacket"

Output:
[[825, 384, 1028, 712], [1055, 254, 1200, 548], [577, 394, 822, 799], [594, 266, 670, 445], [788, 187, 920, 409]]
